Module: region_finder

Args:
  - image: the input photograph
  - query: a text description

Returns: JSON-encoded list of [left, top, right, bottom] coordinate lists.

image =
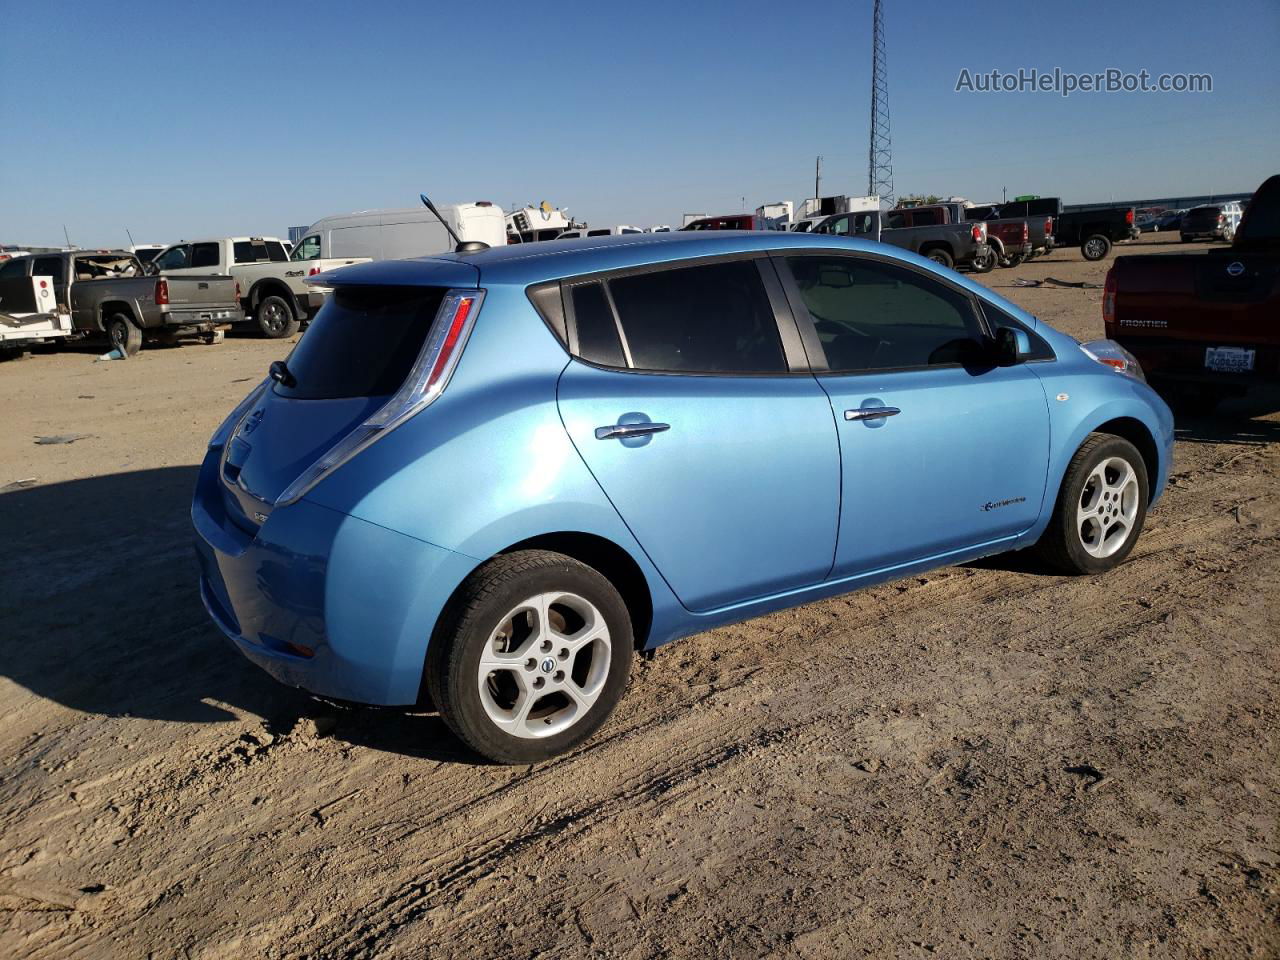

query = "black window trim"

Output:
[[771, 247, 1013, 377], [557, 251, 811, 378]]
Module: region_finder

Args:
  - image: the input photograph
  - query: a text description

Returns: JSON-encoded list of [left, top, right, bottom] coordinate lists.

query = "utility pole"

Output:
[[815, 155, 822, 202], [1002, 186, 1007, 203], [868, 0, 893, 206]]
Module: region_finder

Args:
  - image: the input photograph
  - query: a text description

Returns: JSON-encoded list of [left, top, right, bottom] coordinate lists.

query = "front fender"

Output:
[[1021, 371, 1174, 544]]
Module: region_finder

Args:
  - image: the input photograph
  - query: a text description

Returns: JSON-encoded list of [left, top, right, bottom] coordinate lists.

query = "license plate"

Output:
[[1205, 346, 1255, 373]]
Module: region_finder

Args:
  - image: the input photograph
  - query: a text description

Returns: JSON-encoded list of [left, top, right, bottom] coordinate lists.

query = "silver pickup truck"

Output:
[[0, 251, 241, 355]]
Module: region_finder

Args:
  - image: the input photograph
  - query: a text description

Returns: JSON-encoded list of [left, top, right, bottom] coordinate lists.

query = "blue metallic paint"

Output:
[[193, 231, 1173, 707]]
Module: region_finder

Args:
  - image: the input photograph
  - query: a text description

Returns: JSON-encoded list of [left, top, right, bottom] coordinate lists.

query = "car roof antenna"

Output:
[[421, 193, 489, 254]]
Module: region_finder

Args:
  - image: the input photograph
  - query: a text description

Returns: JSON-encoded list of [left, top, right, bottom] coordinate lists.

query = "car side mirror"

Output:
[[994, 326, 1031, 366]]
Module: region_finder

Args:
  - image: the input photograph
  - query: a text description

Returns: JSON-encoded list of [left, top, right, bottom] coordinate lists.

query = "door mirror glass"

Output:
[[994, 326, 1031, 366]]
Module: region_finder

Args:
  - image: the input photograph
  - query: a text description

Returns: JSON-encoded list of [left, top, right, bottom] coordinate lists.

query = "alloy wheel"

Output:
[[476, 591, 612, 739], [1076, 456, 1140, 558]]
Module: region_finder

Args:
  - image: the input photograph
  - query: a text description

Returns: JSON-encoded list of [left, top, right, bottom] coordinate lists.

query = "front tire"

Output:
[[105, 312, 142, 356], [1081, 234, 1112, 261], [1036, 433, 1148, 574], [255, 294, 299, 339], [923, 248, 954, 270], [426, 550, 634, 764]]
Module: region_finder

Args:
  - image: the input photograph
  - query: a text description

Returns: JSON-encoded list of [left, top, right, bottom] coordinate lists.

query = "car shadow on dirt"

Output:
[[0, 466, 491, 763], [1172, 391, 1280, 446]]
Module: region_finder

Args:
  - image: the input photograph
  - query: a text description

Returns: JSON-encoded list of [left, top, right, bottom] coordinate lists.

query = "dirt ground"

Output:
[[1, 234, 1276, 960]]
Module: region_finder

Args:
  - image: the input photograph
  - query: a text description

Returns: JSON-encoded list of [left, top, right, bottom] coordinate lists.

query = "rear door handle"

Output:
[[845, 407, 901, 421], [595, 422, 671, 440]]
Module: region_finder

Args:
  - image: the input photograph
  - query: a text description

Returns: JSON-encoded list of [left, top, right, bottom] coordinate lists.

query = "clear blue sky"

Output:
[[2, 0, 1277, 247]]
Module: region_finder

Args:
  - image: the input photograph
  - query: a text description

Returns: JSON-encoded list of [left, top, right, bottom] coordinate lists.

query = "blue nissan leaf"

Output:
[[193, 231, 1173, 763]]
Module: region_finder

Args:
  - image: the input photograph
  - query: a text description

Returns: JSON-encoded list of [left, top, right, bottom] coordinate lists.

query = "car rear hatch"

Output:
[[1183, 208, 1222, 232], [218, 259, 480, 533]]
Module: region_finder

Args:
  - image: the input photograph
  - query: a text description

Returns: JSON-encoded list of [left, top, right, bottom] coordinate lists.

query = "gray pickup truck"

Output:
[[812, 208, 991, 271], [0, 250, 240, 355]]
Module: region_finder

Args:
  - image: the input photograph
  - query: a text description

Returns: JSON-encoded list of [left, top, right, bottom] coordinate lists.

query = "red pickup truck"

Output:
[[1105, 174, 1277, 405]]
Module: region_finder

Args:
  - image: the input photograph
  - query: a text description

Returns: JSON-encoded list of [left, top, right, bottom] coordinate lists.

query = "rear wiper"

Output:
[[269, 360, 296, 388]]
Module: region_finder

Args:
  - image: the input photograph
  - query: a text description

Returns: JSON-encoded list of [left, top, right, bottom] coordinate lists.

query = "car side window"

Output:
[[31, 256, 65, 283], [266, 241, 288, 262], [786, 255, 987, 372], [977, 300, 1056, 361], [603, 260, 787, 373], [0, 259, 28, 281], [291, 236, 321, 261], [154, 246, 190, 271], [191, 243, 221, 269], [570, 282, 626, 367], [886, 212, 906, 229]]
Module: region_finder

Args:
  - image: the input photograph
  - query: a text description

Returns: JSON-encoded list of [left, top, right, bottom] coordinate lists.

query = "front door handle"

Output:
[[845, 406, 901, 421], [595, 422, 671, 440]]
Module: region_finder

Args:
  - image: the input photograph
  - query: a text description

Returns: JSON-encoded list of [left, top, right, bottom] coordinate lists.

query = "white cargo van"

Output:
[[291, 202, 506, 262]]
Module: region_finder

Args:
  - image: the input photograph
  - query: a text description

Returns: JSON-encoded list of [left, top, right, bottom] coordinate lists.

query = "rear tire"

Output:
[[1081, 234, 1112, 261], [426, 550, 634, 764], [971, 246, 995, 274], [255, 294, 299, 339], [923, 248, 954, 270], [1004, 252, 1025, 268], [1035, 433, 1148, 575], [105, 313, 142, 357]]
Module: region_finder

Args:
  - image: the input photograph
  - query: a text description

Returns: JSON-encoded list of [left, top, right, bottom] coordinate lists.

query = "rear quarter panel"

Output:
[[300, 283, 681, 638]]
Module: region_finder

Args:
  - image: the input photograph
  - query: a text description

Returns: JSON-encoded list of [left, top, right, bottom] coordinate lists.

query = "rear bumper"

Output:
[[163, 305, 242, 329], [1114, 336, 1280, 391], [192, 447, 477, 705]]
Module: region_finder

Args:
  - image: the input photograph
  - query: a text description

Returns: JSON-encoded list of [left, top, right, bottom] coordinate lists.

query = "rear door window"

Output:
[[266, 241, 289, 261], [154, 245, 191, 270], [0, 259, 28, 280], [604, 260, 786, 373], [786, 255, 986, 371], [233, 241, 271, 264], [275, 286, 446, 400], [31, 256, 65, 283], [569, 282, 626, 367], [191, 243, 221, 269]]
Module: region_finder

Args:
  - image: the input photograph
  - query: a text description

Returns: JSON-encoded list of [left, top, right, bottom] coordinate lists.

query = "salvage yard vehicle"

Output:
[[681, 214, 780, 230], [1179, 202, 1244, 243], [813, 207, 991, 271], [1107, 174, 1279, 407], [298, 202, 508, 261], [0, 250, 239, 355], [964, 203, 1055, 262], [0, 261, 76, 357], [1001, 197, 1134, 261], [153, 237, 366, 338], [194, 231, 1173, 763]]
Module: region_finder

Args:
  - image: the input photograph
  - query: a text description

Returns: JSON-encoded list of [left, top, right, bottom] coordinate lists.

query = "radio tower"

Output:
[[868, 0, 893, 206]]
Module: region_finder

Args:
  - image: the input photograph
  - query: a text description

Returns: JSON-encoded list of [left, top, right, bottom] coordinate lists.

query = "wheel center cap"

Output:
[[540, 657, 556, 674]]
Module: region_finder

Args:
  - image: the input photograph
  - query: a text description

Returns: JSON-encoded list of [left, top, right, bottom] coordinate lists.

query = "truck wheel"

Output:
[[105, 313, 142, 357], [256, 295, 300, 339], [970, 247, 994, 273], [425, 550, 634, 764], [1081, 235, 1112, 261], [923, 248, 954, 270], [1003, 253, 1025, 268], [1035, 433, 1148, 575]]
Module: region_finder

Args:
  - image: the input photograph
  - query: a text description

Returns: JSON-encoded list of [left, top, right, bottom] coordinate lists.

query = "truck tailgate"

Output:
[[1110, 253, 1278, 343], [167, 274, 239, 308]]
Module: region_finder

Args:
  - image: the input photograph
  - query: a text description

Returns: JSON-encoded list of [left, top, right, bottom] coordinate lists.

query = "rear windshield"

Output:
[[1186, 207, 1221, 220], [275, 286, 446, 400]]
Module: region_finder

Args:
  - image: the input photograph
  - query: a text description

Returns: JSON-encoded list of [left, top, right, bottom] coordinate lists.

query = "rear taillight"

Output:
[[1022, 222, 1029, 242], [308, 267, 320, 276], [1045, 217, 1054, 236], [155, 278, 169, 305], [273, 288, 486, 507], [1217, 214, 1225, 224], [234, 280, 242, 299], [1125, 209, 1134, 225], [1103, 266, 1116, 326], [971, 223, 984, 242]]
